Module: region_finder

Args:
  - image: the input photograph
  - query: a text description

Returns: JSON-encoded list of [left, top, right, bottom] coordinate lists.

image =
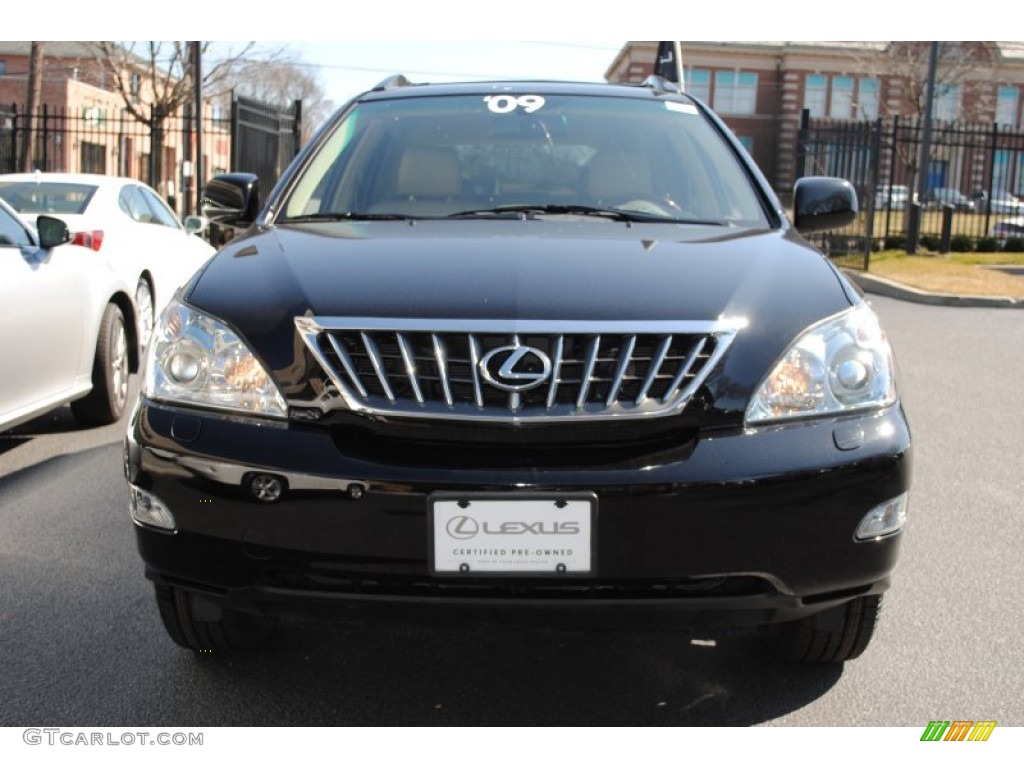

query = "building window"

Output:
[[933, 84, 961, 122], [996, 86, 1019, 127], [805, 74, 827, 118], [0, 60, 6, 76], [130, 73, 141, 104], [737, 136, 754, 153], [857, 78, 880, 120], [686, 68, 710, 104], [80, 142, 107, 175], [714, 71, 757, 115], [830, 76, 854, 119]]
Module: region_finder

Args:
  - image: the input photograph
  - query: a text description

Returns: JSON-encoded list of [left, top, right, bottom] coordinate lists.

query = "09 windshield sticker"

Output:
[[484, 94, 546, 114], [665, 101, 698, 114]]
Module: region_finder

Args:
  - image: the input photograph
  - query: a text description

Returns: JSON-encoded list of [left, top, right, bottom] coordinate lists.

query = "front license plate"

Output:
[[430, 494, 595, 575]]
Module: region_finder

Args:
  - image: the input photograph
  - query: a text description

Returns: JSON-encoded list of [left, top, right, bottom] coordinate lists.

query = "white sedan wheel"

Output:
[[135, 279, 155, 351]]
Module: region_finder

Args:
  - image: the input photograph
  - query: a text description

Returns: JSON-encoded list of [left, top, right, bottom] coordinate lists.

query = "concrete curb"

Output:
[[842, 270, 1024, 309]]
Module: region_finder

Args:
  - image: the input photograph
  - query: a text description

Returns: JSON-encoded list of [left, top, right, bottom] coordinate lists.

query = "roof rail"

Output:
[[372, 74, 413, 91], [641, 74, 683, 94]]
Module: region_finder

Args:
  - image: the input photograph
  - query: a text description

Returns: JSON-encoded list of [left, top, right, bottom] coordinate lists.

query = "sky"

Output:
[[14, 0, 980, 111], [261, 40, 625, 105]]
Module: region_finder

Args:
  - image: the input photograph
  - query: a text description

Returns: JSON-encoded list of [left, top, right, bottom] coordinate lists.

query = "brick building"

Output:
[[0, 42, 229, 211], [604, 41, 1024, 195]]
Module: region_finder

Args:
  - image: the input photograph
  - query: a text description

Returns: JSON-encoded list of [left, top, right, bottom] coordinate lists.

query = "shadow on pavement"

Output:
[[135, 614, 845, 726]]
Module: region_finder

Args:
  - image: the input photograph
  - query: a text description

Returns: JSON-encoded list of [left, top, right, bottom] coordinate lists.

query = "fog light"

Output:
[[129, 485, 176, 531], [855, 492, 908, 541]]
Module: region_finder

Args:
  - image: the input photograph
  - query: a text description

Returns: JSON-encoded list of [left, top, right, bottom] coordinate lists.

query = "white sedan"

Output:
[[0, 173, 215, 349], [1, 198, 136, 430]]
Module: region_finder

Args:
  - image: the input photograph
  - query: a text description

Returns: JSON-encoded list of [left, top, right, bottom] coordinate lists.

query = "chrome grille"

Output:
[[296, 318, 740, 423]]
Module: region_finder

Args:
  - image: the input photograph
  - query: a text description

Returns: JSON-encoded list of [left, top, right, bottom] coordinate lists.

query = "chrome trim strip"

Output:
[[432, 333, 453, 408], [360, 332, 395, 403], [661, 337, 707, 405], [324, 332, 368, 398], [546, 335, 564, 410], [606, 334, 636, 406], [396, 332, 424, 405], [636, 335, 673, 405], [576, 335, 601, 409], [468, 334, 484, 408], [303, 317, 743, 334]]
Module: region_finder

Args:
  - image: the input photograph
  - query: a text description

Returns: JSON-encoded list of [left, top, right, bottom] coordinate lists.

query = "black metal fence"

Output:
[[0, 94, 300, 220], [798, 111, 1024, 269], [230, 95, 302, 200]]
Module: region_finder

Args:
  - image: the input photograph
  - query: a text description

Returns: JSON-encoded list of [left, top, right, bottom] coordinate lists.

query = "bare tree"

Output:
[[21, 42, 45, 172], [223, 53, 335, 143], [872, 41, 1000, 122], [857, 42, 1002, 196], [91, 41, 261, 188]]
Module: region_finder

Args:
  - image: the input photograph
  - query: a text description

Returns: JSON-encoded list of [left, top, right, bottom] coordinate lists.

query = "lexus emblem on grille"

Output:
[[479, 345, 552, 392]]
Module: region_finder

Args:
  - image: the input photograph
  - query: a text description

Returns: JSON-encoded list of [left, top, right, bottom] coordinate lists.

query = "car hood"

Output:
[[185, 219, 858, 416]]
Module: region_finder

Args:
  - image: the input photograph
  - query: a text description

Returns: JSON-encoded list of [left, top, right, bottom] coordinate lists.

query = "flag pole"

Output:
[[673, 41, 685, 92]]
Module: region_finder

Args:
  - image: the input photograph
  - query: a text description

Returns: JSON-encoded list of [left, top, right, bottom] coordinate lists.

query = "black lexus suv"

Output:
[[125, 76, 911, 662]]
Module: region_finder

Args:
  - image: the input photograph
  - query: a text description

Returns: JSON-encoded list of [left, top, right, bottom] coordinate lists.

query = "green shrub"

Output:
[[1003, 237, 1024, 253], [976, 236, 999, 253], [884, 234, 906, 250], [920, 234, 941, 251], [949, 234, 974, 252]]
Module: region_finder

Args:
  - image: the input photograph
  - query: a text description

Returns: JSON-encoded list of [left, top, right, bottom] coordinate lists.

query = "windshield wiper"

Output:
[[282, 212, 421, 222], [447, 204, 725, 225]]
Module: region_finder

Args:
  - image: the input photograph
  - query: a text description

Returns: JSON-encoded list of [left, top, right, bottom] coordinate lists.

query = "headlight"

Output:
[[745, 304, 895, 424], [143, 299, 287, 418]]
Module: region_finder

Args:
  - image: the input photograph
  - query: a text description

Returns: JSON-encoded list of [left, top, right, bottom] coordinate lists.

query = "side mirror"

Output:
[[201, 173, 260, 225], [184, 215, 210, 236], [36, 215, 71, 249], [793, 177, 858, 234]]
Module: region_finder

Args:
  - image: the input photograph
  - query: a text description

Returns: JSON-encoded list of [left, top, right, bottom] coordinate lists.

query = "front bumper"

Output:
[[126, 398, 911, 628]]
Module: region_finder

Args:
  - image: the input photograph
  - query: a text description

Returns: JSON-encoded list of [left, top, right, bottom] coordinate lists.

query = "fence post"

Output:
[[862, 118, 883, 269], [939, 204, 954, 253], [8, 103, 18, 174], [984, 122, 998, 234], [796, 108, 809, 181], [40, 104, 49, 171], [230, 91, 239, 173]]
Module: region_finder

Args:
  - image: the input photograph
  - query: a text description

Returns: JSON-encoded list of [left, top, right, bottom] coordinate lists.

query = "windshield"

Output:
[[280, 92, 769, 226]]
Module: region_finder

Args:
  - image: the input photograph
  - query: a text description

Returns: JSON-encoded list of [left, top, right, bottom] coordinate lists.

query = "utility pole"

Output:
[[908, 41, 939, 255], [21, 42, 45, 172]]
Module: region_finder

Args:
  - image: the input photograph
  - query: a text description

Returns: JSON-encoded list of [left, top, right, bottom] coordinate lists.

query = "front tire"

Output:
[[761, 595, 882, 664], [71, 303, 130, 425], [154, 584, 274, 653]]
